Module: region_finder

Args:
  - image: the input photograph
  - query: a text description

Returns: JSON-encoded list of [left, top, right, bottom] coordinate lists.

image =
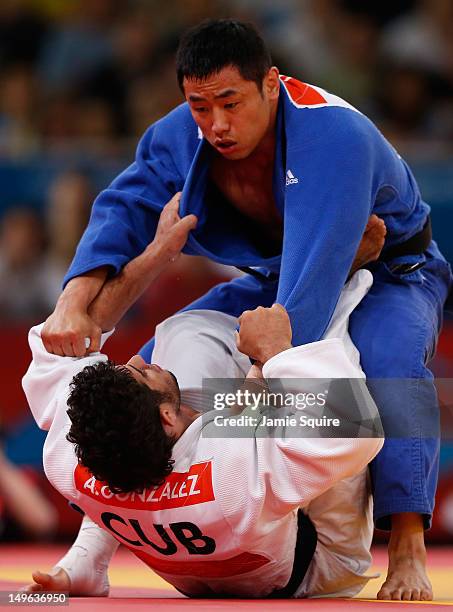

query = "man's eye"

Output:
[[225, 102, 238, 109], [195, 107, 207, 113]]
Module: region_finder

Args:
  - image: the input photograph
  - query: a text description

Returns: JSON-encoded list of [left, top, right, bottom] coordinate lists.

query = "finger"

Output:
[[31, 571, 53, 588], [368, 216, 386, 232], [50, 343, 66, 357], [378, 218, 387, 235], [72, 335, 87, 358], [367, 213, 379, 225], [235, 330, 240, 347], [87, 330, 101, 354], [42, 333, 61, 356], [164, 216, 198, 258], [164, 192, 182, 214], [271, 303, 287, 313], [182, 213, 198, 230], [372, 216, 386, 234], [238, 310, 251, 326], [61, 337, 76, 358], [42, 336, 54, 355], [171, 214, 198, 235]]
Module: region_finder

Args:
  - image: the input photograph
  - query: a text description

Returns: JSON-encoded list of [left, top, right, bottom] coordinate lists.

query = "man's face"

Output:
[[183, 65, 279, 160], [124, 355, 180, 405]]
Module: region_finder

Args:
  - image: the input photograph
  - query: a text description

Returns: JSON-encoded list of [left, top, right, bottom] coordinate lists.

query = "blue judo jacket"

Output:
[[64, 76, 433, 346]]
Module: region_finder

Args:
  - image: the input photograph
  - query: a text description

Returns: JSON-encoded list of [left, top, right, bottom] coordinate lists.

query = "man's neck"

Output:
[[165, 404, 200, 441], [180, 404, 201, 433], [248, 127, 276, 170]]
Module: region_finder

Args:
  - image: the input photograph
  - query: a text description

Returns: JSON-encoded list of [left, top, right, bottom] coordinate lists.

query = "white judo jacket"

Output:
[[23, 270, 383, 598]]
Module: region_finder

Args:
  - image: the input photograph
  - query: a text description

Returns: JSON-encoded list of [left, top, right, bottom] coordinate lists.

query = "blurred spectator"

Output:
[[38, 94, 80, 147], [380, 0, 453, 81], [41, 171, 92, 309], [0, 64, 39, 157], [125, 62, 182, 137], [0, 443, 57, 541], [233, 0, 380, 110], [374, 63, 453, 148], [233, 0, 339, 84], [73, 6, 164, 137], [36, 0, 118, 94], [0, 208, 49, 322], [0, 0, 451, 155], [317, 4, 380, 110]]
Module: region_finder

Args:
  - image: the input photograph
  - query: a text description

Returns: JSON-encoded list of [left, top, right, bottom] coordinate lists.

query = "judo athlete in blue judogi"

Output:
[[45, 20, 451, 600]]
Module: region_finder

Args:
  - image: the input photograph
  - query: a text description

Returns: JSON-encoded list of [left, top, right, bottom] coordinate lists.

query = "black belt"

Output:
[[269, 510, 317, 598], [236, 266, 279, 282], [379, 216, 432, 274], [238, 217, 432, 280]]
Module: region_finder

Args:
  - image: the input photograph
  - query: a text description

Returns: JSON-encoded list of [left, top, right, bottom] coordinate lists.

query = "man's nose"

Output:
[[127, 354, 146, 369], [212, 109, 229, 135]]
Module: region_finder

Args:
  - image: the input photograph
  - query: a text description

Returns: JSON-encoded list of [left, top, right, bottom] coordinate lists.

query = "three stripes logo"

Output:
[[286, 169, 299, 186]]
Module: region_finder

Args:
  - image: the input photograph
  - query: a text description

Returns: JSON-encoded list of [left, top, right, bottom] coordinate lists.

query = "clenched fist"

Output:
[[237, 304, 293, 364], [42, 307, 102, 358]]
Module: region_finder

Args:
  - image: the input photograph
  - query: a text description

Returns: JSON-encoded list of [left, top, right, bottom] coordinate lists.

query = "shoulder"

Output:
[[280, 75, 382, 149], [280, 75, 359, 113]]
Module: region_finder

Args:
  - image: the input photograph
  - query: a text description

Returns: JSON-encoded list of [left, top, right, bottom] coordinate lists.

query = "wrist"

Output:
[[56, 289, 88, 313], [143, 241, 166, 264], [58, 270, 108, 311], [261, 343, 293, 363], [146, 241, 178, 268]]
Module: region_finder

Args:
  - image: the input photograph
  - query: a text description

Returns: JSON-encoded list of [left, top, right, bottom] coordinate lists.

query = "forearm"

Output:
[[88, 244, 168, 331], [57, 267, 109, 315], [55, 515, 118, 596]]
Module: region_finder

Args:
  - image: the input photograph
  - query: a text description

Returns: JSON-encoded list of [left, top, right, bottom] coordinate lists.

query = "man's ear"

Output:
[[264, 66, 280, 98], [160, 403, 178, 429]]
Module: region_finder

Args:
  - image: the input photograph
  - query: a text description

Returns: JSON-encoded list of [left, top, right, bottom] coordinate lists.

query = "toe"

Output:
[[391, 588, 403, 600], [401, 589, 412, 601], [420, 588, 433, 601], [377, 587, 391, 600]]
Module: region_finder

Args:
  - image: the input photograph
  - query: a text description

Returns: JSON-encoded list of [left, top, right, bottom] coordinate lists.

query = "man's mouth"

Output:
[[215, 140, 237, 150]]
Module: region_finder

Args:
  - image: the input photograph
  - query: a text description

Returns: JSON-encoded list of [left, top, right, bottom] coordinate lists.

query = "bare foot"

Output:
[[377, 513, 433, 601], [22, 568, 71, 593]]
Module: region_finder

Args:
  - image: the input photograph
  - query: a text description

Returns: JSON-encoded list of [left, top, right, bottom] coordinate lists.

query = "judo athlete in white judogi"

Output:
[[23, 271, 383, 599], [22, 197, 384, 599]]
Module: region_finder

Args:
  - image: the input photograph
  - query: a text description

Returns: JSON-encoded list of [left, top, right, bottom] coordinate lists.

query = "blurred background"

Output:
[[0, 0, 452, 544]]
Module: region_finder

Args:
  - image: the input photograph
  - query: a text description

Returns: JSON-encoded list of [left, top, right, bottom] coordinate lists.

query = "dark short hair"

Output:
[[66, 360, 175, 494], [176, 18, 272, 92]]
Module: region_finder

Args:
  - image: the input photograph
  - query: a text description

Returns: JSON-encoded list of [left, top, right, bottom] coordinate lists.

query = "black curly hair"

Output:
[[66, 360, 176, 494]]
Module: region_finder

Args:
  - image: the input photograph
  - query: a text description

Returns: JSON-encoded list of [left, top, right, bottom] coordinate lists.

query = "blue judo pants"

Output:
[[140, 242, 452, 530], [350, 244, 452, 529]]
